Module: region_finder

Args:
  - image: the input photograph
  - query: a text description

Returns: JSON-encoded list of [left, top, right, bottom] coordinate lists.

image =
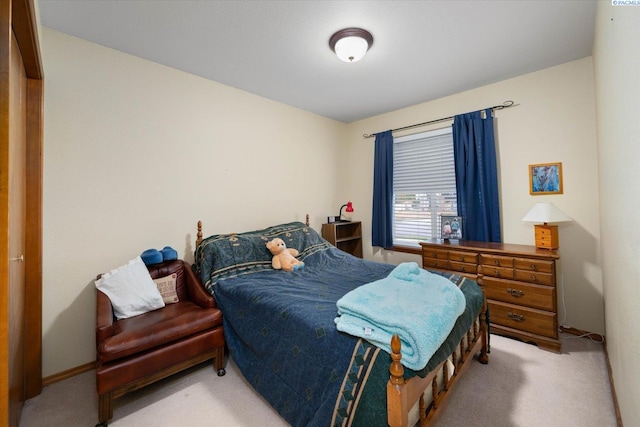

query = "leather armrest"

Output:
[[183, 262, 217, 309], [96, 290, 114, 344]]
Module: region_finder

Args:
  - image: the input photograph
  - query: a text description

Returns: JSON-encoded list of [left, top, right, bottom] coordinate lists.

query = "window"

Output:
[[393, 128, 457, 247]]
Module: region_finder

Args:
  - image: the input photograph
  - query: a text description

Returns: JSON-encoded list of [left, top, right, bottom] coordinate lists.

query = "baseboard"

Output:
[[42, 361, 96, 387], [558, 325, 605, 343], [602, 343, 624, 427]]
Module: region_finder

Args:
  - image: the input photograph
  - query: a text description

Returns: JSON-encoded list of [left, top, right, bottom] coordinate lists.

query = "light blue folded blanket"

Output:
[[334, 262, 466, 370]]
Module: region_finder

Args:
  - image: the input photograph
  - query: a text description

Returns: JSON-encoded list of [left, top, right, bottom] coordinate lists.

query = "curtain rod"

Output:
[[362, 100, 516, 139]]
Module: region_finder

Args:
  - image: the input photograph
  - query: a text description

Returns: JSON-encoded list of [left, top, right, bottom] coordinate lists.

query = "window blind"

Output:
[[393, 128, 457, 247]]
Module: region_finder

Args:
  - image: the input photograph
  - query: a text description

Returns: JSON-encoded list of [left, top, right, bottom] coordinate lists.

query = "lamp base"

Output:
[[534, 224, 559, 249], [327, 216, 351, 224]]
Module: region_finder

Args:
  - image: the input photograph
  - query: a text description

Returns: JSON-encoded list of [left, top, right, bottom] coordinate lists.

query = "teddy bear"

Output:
[[266, 238, 305, 272]]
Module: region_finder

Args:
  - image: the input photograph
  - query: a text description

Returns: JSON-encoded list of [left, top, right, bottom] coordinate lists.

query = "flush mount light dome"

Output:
[[329, 28, 373, 63]]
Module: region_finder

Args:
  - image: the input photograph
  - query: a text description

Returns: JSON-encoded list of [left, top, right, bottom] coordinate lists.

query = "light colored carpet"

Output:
[[435, 334, 617, 427], [20, 334, 617, 427]]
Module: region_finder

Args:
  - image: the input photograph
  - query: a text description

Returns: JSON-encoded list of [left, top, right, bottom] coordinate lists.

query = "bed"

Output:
[[193, 219, 488, 427]]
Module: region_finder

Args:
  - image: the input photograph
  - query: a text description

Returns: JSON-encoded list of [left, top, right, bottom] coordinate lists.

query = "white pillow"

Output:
[[95, 256, 165, 319]]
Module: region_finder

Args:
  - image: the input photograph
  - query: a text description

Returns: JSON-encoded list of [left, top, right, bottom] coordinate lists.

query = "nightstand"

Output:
[[321, 221, 363, 258]]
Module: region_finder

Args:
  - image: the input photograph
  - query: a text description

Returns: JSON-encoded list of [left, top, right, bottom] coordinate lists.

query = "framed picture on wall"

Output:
[[529, 162, 563, 195], [441, 215, 463, 240]]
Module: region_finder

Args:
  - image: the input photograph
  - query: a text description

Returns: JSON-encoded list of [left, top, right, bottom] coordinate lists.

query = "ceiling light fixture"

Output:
[[329, 28, 373, 63]]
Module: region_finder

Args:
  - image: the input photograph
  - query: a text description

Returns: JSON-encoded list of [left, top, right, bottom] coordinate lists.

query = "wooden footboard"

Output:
[[387, 296, 489, 427]]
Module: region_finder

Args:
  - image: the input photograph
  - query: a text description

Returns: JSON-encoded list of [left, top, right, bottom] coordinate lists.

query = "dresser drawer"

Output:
[[514, 270, 554, 286], [480, 254, 514, 269], [480, 265, 514, 280], [488, 300, 557, 339], [535, 228, 558, 249], [514, 258, 554, 274], [449, 261, 475, 275], [423, 248, 449, 260], [480, 277, 555, 311], [448, 250, 478, 264], [423, 258, 449, 270]]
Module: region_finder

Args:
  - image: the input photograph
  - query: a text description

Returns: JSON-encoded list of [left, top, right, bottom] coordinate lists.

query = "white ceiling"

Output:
[[37, 0, 597, 123]]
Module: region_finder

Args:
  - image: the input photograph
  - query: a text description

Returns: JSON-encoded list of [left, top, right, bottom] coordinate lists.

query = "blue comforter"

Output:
[[194, 222, 484, 427], [211, 248, 393, 426]]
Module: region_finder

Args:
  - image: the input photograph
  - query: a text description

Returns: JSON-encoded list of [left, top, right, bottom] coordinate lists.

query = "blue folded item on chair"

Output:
[[161, 246, 178, 261], [140, 249, 163, 265]]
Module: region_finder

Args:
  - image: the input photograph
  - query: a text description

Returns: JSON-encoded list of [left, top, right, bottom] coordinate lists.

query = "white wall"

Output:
[[41, 28, 346, 376], [345, 57, 604, 336], [593, 2, 640, 425]]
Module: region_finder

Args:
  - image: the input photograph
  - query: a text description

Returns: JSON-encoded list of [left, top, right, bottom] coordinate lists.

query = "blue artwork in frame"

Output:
[[529, 162, 563, 195]]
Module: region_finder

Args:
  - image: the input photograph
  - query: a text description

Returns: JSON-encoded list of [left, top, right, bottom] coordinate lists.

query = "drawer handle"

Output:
[[506, 288, 524, 297], [458, 256, 464, 261], [460, 266, 465, 272], [508, 312, 526, 322], [494, 260, 500, 266], [530, 264, 537, 271], [494, 269, 500, 277], [432, 252, 437, 257], [531, 274, 537, 281], [432, 261, 438, 267]]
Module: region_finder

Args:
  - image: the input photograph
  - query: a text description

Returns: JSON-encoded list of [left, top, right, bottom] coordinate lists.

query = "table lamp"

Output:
[[339, 201, 354, 222], [521, 202, 572, 249]]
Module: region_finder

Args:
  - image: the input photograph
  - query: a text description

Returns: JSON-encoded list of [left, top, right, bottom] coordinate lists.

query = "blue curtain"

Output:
[[371, 130, 394, 249], [452, 109, 501, 242]]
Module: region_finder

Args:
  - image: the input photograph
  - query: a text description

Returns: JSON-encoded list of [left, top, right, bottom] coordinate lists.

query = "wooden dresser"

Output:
[[420, 239, 561, 351]]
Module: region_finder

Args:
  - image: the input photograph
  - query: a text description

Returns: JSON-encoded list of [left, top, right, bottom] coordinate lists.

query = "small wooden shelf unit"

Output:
[[321, 221, 363, 258], [420, 239, 561, 352]]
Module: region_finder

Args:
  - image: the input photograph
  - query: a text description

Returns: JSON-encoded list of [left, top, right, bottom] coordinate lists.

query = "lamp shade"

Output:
[[339, 201, 354, 221], [344, 201, 354, 213], [521, 202, 572, 224], [334, 37, 368, 62]]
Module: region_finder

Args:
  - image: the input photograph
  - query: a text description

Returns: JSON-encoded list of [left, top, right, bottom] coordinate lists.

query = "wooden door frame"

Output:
[[19, 0, 44, 398], [1, 0, 44, 409]]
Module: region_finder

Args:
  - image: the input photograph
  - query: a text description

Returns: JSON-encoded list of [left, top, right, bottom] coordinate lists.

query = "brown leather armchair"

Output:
[[95, 259, 225, 426]]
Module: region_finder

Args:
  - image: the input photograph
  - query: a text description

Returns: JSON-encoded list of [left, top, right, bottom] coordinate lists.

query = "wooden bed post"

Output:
[[387, 334, 408, 427], [478, 296, 489, 364], [386, 294, 490, 427], [389, 334, 404, 385], [196, 220, 203, 248]]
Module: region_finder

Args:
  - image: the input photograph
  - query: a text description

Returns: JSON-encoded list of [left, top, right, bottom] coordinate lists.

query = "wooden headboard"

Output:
[[196, 214, 310, 248]]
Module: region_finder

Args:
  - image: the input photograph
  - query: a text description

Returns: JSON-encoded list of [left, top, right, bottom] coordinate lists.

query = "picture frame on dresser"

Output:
[[441, 215, 463, 240], [529, 162, 563, 195]]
